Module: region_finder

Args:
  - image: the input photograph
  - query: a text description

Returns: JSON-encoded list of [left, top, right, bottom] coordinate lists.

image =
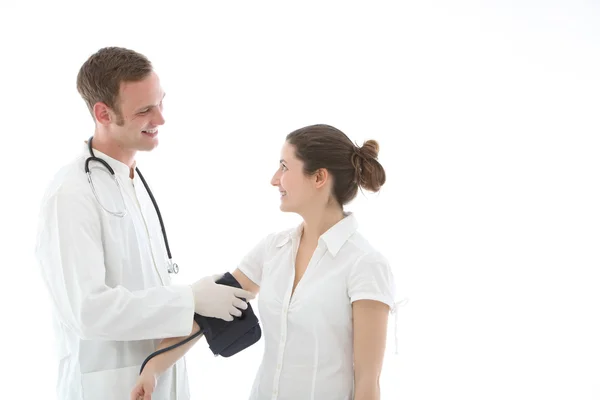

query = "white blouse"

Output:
[[238, 213, 396, 400]]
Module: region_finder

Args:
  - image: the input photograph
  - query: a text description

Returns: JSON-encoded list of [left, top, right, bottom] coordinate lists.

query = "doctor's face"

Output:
[[271, 142, 318, 214], [107, 71, 166, 152]]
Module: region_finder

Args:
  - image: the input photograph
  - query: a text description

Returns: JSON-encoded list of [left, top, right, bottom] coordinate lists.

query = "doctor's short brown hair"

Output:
[[286, 124, 386, 206], [76, 47, 153, 121]]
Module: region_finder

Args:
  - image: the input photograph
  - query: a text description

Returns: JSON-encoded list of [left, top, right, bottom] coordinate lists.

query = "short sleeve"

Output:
[[237, 233, 276, 286], [348, 252, 396, 310]]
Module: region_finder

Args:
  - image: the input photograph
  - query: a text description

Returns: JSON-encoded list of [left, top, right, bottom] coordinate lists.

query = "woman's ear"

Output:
[[314, 168, 329, 189]]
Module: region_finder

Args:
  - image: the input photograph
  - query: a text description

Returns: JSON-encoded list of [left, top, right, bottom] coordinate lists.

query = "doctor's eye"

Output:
[[280, 164, 288, 171]]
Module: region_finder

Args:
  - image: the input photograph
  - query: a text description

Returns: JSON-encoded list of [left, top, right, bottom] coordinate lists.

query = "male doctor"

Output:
[[34, 47, 254, 400]]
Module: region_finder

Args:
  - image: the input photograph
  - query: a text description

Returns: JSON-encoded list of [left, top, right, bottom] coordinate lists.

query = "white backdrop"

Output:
[[1, 1, 599, 399]]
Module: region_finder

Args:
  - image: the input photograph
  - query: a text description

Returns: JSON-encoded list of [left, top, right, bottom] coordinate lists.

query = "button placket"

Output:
[[271, 251, 297, 400]]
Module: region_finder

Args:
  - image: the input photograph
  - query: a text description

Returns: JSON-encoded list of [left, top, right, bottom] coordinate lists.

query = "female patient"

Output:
[[131, 124, 396, 400]]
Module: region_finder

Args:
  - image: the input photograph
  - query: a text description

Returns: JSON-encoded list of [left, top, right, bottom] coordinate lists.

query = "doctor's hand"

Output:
[[191, 274, 255, 321], [130, 370, 156, 400]]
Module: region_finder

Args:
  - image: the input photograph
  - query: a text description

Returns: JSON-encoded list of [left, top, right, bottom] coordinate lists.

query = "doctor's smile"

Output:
[[141, 128, 158, 137]]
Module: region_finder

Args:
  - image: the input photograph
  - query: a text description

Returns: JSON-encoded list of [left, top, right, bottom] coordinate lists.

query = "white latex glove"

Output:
[[191, 274, 255, 321]]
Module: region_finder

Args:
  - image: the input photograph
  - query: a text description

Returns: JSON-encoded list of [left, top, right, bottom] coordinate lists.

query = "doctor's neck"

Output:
[[300, 204, 345, 241], [90, 133, 137, 176]]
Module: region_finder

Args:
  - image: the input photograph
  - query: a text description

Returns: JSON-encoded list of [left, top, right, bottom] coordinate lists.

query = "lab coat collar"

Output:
[[83, 141, 137, 178], [275, 212, 359, 257]]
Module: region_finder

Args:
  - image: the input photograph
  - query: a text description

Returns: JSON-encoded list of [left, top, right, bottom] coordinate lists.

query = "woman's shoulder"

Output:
[[346, 230, 388, 263]]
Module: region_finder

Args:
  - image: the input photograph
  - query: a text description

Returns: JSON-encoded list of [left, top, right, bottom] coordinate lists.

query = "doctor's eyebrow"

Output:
[[136, 93, 166, 113], [279, 159, 287, 164]]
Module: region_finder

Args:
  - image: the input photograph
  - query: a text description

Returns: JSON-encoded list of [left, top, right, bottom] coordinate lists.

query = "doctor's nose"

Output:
[[153, 109, 166, 126]]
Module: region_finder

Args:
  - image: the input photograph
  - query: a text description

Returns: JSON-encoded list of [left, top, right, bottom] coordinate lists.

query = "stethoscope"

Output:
[[84, 136, 179, 274]]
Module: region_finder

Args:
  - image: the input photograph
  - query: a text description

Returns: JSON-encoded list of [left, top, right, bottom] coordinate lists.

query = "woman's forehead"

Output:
[[281, 142, 296, 158]]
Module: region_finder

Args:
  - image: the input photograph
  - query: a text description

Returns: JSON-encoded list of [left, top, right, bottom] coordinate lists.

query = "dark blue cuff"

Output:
[[193, 272, 262, 357]]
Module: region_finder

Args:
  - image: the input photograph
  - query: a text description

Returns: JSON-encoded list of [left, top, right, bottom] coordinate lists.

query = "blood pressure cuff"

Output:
[[193, 272, 261, 357]]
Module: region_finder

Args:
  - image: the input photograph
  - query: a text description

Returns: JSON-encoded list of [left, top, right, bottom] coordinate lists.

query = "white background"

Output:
[[1, 1, 599, 399]]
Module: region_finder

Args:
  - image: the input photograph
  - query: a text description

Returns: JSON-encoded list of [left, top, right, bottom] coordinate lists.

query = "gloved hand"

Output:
[[191, 274, 255, 321]]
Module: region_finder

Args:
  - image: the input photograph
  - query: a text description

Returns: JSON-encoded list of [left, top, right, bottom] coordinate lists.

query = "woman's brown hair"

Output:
[[286, 124, 386, 206]]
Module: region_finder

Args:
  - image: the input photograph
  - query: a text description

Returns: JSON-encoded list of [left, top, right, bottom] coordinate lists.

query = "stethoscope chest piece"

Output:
[[167, 261, 179, 274]]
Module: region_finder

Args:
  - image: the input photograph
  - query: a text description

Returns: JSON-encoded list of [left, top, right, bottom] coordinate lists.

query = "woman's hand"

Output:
[[129, 320, 203, 399], [130, 370, 157, 400]]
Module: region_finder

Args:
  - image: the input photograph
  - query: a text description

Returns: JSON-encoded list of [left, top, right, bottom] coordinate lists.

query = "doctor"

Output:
[[34, 46, 254, 400]]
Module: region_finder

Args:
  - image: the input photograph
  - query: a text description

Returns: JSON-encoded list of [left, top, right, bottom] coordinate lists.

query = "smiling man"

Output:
[[76, 49, 166, 173], [34, 47, 254, 400]]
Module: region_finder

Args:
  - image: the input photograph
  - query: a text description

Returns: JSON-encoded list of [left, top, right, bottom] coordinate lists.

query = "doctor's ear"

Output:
[[93, 102, 113, 126]]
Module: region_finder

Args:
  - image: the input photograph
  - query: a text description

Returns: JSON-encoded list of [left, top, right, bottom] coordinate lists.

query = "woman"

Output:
[[131, 124, 397, 400]]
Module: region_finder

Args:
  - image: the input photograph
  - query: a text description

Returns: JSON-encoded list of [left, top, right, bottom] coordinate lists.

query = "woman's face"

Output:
[[271, 141, 320, 214]]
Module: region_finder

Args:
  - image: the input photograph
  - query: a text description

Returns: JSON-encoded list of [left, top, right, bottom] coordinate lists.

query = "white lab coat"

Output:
[[35, 143, 196, 400]]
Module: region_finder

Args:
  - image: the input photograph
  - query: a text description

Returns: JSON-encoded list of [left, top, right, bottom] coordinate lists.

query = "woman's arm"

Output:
[[131, 269, 260, 399], [131, 321, 203, 399], [137, 269, 256, 378], [145, 320, 203, 374], [232, 268, 260, 294], [352, 300, 390, 400]]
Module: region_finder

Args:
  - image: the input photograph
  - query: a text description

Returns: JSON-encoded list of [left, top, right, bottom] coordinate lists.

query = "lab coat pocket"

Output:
[[81, 364, 139, 400]]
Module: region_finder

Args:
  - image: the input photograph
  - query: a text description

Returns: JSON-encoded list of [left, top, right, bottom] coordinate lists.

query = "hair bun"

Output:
[[352, 139, 385, 192], [359, 140, 380, 159]]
